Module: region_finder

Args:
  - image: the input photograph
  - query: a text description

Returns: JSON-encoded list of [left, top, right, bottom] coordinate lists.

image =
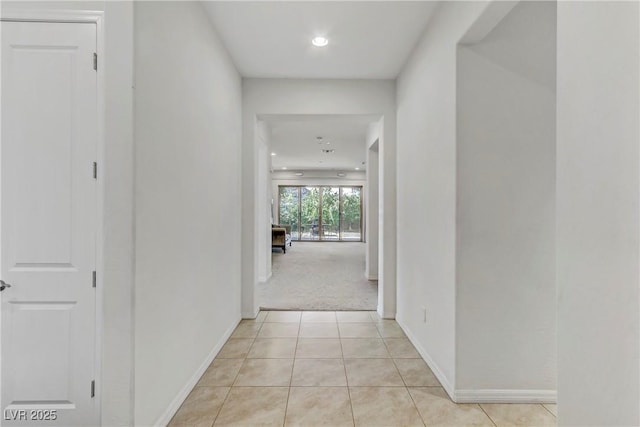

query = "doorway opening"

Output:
[[257, 114, 380, 311]]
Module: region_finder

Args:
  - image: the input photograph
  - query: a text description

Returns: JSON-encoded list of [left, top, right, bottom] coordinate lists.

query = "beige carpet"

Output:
[[258, 242, 378, 310]]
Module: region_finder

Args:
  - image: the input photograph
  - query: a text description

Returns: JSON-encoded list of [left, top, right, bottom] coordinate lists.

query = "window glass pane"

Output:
[[341, 187, 362, 241], [279, 187, 299, 239], [279, 185, 362, 242], [321, 187, 340, 240], [300, 186, 320, 241]]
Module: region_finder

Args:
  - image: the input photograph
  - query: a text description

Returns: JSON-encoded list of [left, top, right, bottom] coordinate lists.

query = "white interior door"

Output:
[[1, 21, 98, 426]]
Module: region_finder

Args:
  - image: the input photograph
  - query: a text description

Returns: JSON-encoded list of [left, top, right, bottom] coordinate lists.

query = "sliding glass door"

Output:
[[301, 187, 320, 241], [321, 187, 340, 240], [279, 187, 300, 239], [340, 187, 362, 241], [279, 185, 363, 242]]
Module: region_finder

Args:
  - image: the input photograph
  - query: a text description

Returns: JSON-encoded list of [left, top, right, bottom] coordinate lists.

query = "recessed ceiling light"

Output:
[[294, 172, 304, 177], [355, 167, 360, 170], [282, 167, 287, 170], [271, 152, 276, 156], [337, 172, 346, 177], [312, 36, 329, 47]]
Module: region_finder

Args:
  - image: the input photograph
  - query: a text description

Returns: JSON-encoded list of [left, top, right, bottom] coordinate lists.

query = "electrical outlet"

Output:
[[421, 306, 427, 323]]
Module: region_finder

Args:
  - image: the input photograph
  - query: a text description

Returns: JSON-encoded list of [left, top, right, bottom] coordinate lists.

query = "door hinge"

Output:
[[93, 162, 98, 179], [90, 380, 95, 398], [93, 53, 97, 71], [92, 271, 97, 288]]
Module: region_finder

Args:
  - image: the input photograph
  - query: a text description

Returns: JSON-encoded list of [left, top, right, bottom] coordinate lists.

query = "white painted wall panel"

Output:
[[557, 2, 640, 424], [134, 2, 242, 425], [456, 1, 556, 390], [396, 0, 489, 394]]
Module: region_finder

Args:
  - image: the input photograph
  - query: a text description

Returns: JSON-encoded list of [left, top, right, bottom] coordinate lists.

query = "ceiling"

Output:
[[263, 115, 378, 171], [202, 1, 439, 79]]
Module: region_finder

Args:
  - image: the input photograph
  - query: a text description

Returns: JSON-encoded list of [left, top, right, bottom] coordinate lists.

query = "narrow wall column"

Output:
[[557, 2, 640, 424], [366, 138, 379, 281], [379, 116, 397, 318], [241, 113, 258, 317]]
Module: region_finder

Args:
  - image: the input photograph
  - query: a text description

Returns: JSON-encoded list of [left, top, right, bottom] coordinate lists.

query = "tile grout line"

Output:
[[281, 313, 301, 426], [210, 318, 261, 427], [338, 314, 357, 427], [208, 386, 231, 427], [479, 403, 499, 427], [386, 338, 426, 427], [379, 331, 426, 426], [541, 403, 557, 418], [229, 336, 256, 386]]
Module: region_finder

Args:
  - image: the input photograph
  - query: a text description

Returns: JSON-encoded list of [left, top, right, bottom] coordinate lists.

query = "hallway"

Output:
[[1, 1, 637, 425], [169, 311, 557, 426]]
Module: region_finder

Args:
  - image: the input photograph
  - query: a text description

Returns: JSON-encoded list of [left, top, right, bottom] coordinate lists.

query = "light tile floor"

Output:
[[169, 311, 557, 427]]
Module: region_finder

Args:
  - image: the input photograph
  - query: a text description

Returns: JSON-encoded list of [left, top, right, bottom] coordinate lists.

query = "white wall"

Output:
[[101, 2, 135, 425], [134, 2, 242, 425], [365, 125, 380, 280], [257, 121, 272, 282], [1, 1, 105, 11], [557, 2, 640, 425], [456, 1, 556, 395], [396, 0, 490, 396], [243, 79, 396, 318]]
